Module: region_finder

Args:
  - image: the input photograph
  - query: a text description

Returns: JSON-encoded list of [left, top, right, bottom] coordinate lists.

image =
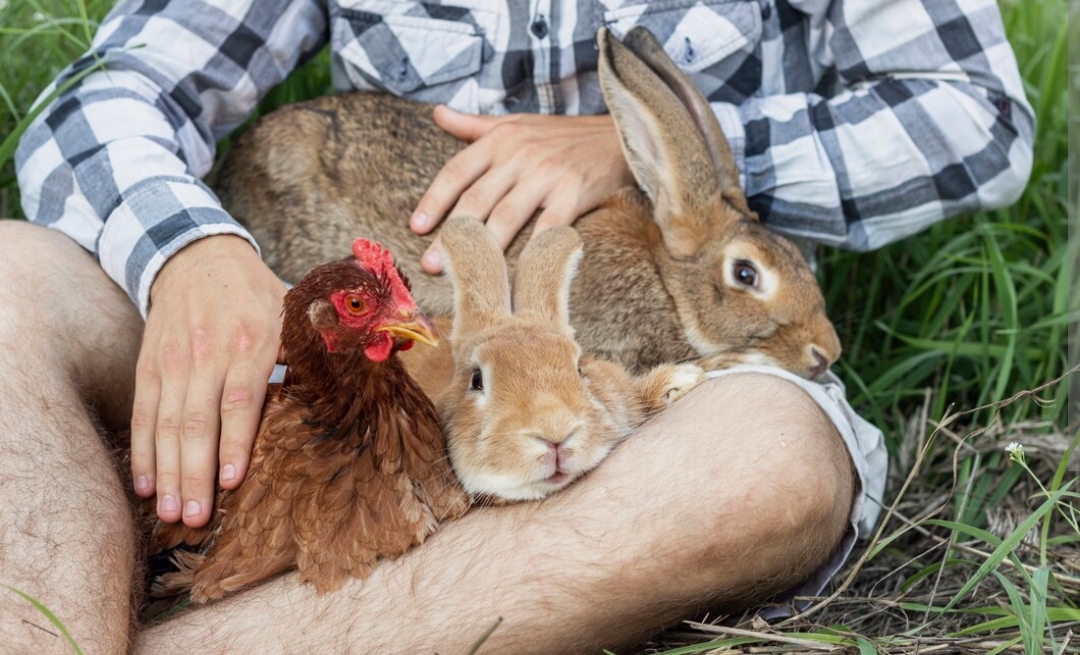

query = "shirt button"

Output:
[[530, 17, 549, 39]]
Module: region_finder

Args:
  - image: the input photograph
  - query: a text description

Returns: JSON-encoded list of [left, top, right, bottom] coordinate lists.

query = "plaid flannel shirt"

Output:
[[16, 0, 1034, 317]]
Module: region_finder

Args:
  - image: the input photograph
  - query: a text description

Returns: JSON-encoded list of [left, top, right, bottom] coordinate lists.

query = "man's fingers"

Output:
[[432, 104, 505, 141], [420, 165, 536, 271], [153, 357, 187, 523], [531, 191, 583, 236], [218, 363, 271, 491], [484, 182, 549, 251], [452, 167, 520, 221], [415, 113, 629, 269], [412, 145, 491, 235], [178, 370, 224, 528], [421, 234, 446, 274], [130, 359, 161, 499]]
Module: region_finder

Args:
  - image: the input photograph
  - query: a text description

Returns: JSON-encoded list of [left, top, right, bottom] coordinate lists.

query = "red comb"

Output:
[[352, 238, 395, 275], [351, 237, 417, 312]]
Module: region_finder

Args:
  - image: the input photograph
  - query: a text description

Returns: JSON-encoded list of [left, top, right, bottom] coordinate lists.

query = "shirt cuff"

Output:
[[710, 101, 747, 192], [98, 179, 260, 319]]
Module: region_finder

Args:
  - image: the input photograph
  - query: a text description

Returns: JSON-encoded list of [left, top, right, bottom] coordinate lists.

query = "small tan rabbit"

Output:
[[216, 27, 840, 379], [432, 216, 704, 503]]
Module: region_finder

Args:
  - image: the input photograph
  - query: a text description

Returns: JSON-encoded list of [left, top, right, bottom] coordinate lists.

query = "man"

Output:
[[1, 0, 1031, 653]]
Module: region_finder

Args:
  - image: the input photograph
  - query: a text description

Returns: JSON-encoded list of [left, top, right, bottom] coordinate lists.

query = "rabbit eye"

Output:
[[576, 361, 584, 378], [470, 368, 484, 391], [733, 261, 759, 289]]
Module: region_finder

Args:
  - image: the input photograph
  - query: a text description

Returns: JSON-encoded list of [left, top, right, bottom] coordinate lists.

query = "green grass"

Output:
[[0, 1, 1075, 653]]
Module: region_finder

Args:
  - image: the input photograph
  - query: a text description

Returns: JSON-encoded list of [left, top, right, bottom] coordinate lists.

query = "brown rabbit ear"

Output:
[[598, 27, 740, 258], [512, 226, 583, 336], [440, 216, 511, 337], [620, 27, 752, 218]]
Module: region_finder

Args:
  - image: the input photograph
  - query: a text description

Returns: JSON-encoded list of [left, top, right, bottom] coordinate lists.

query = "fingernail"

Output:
[[135, 475, 150, 493], [160, 494, 178, 513], [184, 500, 202, 517], [423, 250, 443, 269], [411, 212, 429, 230], [221, 463, 236, 482]]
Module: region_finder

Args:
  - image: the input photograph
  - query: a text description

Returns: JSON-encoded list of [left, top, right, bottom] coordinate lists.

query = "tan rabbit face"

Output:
[[442, 326, 626, 502], [658, 217, 841, 379]]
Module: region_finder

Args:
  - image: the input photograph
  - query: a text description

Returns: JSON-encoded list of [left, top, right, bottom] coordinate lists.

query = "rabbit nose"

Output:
[[809, 348, 830, 379], [533, 430, 577, 464], [532, 438, 562, 468]]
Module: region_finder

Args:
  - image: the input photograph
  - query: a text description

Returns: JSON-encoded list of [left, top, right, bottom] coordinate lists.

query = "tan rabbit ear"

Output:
[[620, 27, 749, 215], [440, 216, 511, 337], [598, 27, 745, 258], [512, 226, 583, 335]]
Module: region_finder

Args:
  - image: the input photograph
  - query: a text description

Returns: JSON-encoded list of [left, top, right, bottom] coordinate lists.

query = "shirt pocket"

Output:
[[331, 0, 489, 109], [602, 0, 763, 73]]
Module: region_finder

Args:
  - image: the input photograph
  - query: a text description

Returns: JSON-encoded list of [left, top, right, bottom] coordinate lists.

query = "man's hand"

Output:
[[130, 235, 286, 527], [410, 107, 634, 273]]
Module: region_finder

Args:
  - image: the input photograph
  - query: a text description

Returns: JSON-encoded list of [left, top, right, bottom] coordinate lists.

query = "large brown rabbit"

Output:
[[216, 27, 840, 378]]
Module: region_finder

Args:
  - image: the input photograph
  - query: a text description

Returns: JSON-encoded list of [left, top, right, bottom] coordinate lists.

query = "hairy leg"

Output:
[[0, 222, 142, 654], [138, 372, 855, 654]]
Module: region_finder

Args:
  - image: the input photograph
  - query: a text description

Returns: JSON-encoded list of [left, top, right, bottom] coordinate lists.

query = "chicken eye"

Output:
[[733, 261, 759, 289], [346, 295, 367, 314], [470, 368, 484, 391]]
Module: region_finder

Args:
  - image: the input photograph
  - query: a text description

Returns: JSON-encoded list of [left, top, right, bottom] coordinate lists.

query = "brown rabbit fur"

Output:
[[216, 27, 840, 378], [433, 216, 705, 502]]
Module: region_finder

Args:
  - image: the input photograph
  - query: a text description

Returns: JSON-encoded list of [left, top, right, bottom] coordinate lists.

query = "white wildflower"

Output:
[[1004, 441, 1026, 464]]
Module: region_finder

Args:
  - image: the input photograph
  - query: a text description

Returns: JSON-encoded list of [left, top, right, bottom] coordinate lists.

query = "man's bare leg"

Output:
[[0, 222, 142, 654], [139, 372, 855, 654]]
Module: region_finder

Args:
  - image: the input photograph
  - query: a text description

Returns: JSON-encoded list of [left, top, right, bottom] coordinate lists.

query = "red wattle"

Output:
[[364, 334, 393, 362]]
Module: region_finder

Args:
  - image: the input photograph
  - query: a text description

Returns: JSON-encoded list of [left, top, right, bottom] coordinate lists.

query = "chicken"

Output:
[[148, 238, 469, 603]]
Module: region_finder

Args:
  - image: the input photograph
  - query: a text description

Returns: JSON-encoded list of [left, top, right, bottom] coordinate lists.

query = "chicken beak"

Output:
[[378, 311, 439, 347]]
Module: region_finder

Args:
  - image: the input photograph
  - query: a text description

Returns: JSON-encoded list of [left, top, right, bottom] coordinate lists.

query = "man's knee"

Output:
[[734, 374, 854, 522], [672, 373, 856, 592]]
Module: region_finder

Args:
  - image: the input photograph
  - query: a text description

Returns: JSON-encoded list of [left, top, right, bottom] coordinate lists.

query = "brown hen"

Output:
[[149, 238, 469, 603]]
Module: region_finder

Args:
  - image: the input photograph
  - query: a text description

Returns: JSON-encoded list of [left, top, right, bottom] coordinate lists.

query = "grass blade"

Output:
[[0, 584, 85, 655], [941, 481, 1074, 613]]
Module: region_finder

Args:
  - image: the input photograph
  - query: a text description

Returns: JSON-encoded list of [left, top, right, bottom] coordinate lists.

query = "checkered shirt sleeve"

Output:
[[14, 0, 328, 317]]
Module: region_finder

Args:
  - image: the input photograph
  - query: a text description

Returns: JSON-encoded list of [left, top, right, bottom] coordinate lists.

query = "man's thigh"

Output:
[[0, 220, 144, 654], [0, 219, 143, 430]]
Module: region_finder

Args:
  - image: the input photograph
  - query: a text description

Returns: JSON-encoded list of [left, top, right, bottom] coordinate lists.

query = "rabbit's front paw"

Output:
[[661, 364, 706, 405]]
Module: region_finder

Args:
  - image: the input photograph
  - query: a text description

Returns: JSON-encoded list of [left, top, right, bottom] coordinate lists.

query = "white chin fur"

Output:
[[461, 469, 576, 502], [463, 449, 617, 502]]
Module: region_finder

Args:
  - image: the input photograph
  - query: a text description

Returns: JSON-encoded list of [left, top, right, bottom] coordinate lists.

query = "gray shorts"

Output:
[[705, 365, 888, 614]]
